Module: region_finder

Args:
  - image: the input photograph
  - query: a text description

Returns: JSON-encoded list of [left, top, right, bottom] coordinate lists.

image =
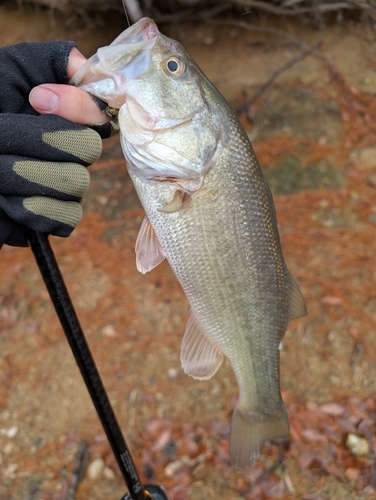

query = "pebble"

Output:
[[346, 434, 370, 456], [103, 466, 115, 480], [97, 195, 109, 205], [167, 368, 178, 380], [164, 455, 193, 477], [87, 457, 105, 479], [101, 324, 117, 337], [6, 426, 18, 438], [164, 460, 183, 478]]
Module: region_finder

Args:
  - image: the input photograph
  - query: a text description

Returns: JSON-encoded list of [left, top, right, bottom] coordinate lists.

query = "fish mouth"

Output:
[[109, 17, 159, 46], [71, 17, 194, 121], [70, 17, 160, 105]]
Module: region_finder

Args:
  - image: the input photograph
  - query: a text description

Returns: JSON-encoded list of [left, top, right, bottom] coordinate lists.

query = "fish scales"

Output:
[[71, 17, 306, 469], [129, 106, 289, 404]]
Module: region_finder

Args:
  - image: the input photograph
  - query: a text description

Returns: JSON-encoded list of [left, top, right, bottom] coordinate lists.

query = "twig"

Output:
[[208, 19, 341, 80], [236, 41, 322, 114], [66, 440, 89, 500], [229, 0, 353, 16], [283, 0, 308, 6], [208, 19, 317, 48], [154, 3, 232, 23]]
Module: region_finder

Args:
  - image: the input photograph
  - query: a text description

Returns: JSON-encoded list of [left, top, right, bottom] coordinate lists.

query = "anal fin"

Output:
[[135, 216, 165, 274], [180, 312, 224, 380]]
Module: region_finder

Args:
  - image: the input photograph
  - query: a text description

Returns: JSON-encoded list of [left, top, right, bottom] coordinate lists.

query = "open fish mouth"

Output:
[[108, 17, 159, 47], [70, 18, 160, 108]]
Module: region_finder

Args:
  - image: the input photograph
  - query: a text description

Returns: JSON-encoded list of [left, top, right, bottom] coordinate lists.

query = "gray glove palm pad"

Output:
[[0, 113, 101, 237]]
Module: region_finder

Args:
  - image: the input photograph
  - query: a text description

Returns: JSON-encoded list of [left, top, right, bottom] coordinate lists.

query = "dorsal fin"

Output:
[[135, 216, 165, 274], [180, 312, 224, 380]]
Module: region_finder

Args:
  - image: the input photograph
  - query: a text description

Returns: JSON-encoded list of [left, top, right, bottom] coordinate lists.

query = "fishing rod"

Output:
[[25, 228, 170, 500]]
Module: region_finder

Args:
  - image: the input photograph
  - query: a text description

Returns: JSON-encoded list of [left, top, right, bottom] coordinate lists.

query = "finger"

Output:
[[0, 114, 102, 163], [0, 195, 82, 236], [67, 47, 88, 78], [29, 83, 110, 125]]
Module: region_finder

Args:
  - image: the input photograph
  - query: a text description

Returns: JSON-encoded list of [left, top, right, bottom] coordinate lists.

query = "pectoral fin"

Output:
[[181, 312, 224, 380], [135, 216, 165, 274], [158, 190, 192, 214], [288, 272, 307, 321]]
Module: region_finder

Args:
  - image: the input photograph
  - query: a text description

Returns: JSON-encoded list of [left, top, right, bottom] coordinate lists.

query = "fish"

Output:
[[71, 18, 307, 469]]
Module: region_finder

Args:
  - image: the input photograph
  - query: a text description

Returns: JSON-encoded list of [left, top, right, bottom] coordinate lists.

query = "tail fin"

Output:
[[229, 406, 289, 469]]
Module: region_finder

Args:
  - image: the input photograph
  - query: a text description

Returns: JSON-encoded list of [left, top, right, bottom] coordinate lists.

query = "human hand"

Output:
[[0, 41, 112, 248], [29, 47, 112, 128]]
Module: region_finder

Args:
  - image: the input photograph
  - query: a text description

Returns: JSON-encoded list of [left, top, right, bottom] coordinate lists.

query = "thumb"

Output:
[[29, 83, 110, 125]]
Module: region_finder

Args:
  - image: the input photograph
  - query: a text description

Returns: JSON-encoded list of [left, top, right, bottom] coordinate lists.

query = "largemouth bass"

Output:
[[72, 18, 306, 469]]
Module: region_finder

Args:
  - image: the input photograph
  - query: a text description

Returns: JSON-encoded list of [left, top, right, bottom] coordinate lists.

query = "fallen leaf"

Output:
[[320, 402, 345, 416], [321, 295, 343, 305], [151, 429, 172, 451], [301, 429, 327, 443], [345, 467, 360, 481]]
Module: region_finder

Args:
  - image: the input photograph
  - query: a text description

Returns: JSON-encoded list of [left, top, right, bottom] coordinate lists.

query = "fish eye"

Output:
[[168, 60, 178, 72], [165, 56, 185, 77]]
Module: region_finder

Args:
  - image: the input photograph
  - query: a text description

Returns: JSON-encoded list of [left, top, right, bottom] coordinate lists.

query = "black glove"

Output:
[[0, 41, 112, 248]]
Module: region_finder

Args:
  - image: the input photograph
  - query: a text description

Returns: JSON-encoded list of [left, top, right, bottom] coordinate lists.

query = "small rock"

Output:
[[164, 460, 184, 478], [164, 455, 193, 477], [6, 426, 18, 438], [87, 458, 105, 479], [346, 434, 370, 456], [167, 368, 178, 380], [103, 466, 115, 480], [97, 196, 108, 205], [101, 325, 117, 337]]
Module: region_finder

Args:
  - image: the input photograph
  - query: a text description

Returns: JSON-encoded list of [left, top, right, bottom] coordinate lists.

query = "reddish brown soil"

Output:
[[1, 5, 376, 500]]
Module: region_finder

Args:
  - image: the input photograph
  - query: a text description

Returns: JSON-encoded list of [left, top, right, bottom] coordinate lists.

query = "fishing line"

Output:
[[122, 0, 131, 27]]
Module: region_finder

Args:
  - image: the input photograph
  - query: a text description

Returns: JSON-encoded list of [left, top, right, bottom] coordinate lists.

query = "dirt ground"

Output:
[[1, 4, 376, 500]]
